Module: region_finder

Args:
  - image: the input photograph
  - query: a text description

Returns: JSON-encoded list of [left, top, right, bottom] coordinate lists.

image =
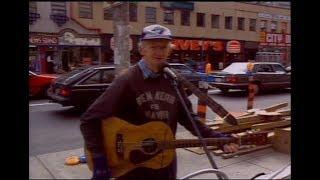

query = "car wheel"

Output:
[[219, 88, 229, 93]]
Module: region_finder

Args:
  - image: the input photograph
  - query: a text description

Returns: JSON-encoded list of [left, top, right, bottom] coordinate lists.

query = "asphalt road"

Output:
[[29, 89, 290, 156]]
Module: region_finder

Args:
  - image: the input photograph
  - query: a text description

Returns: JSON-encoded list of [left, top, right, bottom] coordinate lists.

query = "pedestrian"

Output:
[[80, 24, 239, 180]]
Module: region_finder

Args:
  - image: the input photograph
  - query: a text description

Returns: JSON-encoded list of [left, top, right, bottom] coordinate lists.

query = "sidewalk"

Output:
[[30, 130, 290, 179]]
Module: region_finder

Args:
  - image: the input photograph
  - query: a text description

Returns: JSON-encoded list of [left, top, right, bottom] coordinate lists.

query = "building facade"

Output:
[[29, 2, 291, 73]]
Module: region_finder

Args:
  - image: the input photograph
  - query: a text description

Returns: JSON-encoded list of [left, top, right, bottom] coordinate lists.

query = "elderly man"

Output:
[[80, 24, 238, 180]]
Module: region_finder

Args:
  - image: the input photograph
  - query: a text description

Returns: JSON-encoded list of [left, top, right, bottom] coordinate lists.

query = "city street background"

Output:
[[29, 89, 290, 156]]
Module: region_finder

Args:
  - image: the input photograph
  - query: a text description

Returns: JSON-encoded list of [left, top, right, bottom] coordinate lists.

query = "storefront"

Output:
[[29, 34, 59, 74], [29, 29, 102, 74], [169, 38, 244, 71], [258, 32, 291, 66]]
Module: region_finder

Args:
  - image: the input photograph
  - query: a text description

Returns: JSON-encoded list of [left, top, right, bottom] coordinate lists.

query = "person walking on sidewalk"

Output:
[[80, 24, 239, 180]]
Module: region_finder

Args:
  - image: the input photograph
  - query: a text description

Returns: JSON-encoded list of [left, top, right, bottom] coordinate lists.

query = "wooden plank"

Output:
[[221, 144, 272, 159], [212, 149, 224, 156], [251, 120, 291, 131], [213, 119, 265, 133], [263, 102, 288, 112], [184, 146, 218, 155], [276, 109, 291, 116]]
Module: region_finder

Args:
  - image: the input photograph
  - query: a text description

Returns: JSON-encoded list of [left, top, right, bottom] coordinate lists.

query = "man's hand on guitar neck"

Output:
[[222, 134, 239, 153]]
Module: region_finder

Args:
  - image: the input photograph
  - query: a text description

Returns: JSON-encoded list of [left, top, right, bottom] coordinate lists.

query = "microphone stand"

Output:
[[169, 77, 228, 179]]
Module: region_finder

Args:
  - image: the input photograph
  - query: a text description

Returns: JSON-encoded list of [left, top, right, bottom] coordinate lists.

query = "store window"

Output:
[[197, 13, 205, 27], [104, 8, 112, 20], [29, 2, 37, 13], [237, 17, 245, 30], [281, 22, 287, 34], [271, 21, 277, 33], [211, 14, 220, 28], [260, 20, 267, 32], [129, 3, 137, 22], [51, 2, 67, 15], [225, 16, 233, 30], [181, 10, 190, 26], [146, 7, 156, 23], [249, 18, 256, 31], [79, 2, 93, 19], [164, 9, 174, 25]]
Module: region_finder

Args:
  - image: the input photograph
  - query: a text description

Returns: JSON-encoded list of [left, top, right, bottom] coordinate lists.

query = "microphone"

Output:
[[163, 66, 178, 81]]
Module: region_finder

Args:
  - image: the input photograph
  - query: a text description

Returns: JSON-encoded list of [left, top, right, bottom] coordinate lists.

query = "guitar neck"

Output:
[[162, 138, 236, 149], [174, 72, 238, 125]]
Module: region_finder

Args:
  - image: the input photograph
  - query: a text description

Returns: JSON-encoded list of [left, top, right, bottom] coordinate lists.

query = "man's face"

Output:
[[140, 39, 171, 67]]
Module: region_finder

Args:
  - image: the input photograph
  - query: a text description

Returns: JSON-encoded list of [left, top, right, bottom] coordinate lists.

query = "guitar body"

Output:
[[85, 117, 176, 178]]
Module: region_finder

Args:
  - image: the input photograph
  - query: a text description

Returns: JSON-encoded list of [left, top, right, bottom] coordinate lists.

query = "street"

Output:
[[29, 89, 290, 156]]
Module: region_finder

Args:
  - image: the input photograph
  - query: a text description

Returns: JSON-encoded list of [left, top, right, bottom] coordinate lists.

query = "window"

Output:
[[237, 17, 245, 30], [260, 20, 267, 32], [225, 16, 233, 29], [273, 64, 286, 73], [181, 10, 190, 26], [270, 21, 277, 33], [104, 8, 112, 20], [164, 9, 174, 25], [211, 14, 220, 28], [256, 64, 274, 73], [51, 2, 67, 16], [249, 19, 256, 31], [80, 72, 102, 85], [101, 69, 115, 84], [197, 13, 205, 27], [145, 7, 156, 23], [29, 2, 37, 13], [79, 2, 92, 19], [129, 3, 137, 22], [281, 22, 287, 34]]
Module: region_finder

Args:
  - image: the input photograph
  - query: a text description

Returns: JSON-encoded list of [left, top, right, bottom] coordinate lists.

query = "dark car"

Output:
[[210, 62, 291, 94], [47, 63, 213, 110], [29, 71, 58, 97], [169, 63, 215, 85]]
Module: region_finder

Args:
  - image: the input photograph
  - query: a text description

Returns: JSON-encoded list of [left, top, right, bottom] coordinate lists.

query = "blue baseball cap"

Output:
[[140, 24, 172, 41]]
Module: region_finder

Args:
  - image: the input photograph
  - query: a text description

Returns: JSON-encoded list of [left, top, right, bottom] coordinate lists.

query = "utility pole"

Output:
[[111, 2, 130, 75]]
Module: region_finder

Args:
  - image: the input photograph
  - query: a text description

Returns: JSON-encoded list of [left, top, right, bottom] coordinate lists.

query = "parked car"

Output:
[[210, 62, 291, 94], [47, 63, 214, 110], [29, 71, 58, 97], [169, 63, 215, 85]]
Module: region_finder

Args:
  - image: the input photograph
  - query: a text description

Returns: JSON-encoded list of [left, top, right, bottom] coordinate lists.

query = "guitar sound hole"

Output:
[[142, 138, 158, 154]]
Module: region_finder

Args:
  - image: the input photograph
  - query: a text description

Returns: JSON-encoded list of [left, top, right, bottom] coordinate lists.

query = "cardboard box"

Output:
[[273, 127, 291, 154]]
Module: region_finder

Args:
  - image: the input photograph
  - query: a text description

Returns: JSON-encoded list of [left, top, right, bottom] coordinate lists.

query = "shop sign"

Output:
[[59, 32, 101, 46], [226, 40, 241, 53], [258, 13, 290, 21], [110, 37, 133, 51], [260, 33, 291, 46], [29, 35, 58, 45], [171, 39, 224, 51]]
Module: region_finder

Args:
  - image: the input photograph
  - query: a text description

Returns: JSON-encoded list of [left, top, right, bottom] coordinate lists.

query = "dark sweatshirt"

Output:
[[80, 64, 227, 179]]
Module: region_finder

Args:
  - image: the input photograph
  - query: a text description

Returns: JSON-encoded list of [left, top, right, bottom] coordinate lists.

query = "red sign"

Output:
[[226, 40, 241, 53], [171, 39, 224, 51], [259, 33, 290, 47], [29, 36, 58, 45]]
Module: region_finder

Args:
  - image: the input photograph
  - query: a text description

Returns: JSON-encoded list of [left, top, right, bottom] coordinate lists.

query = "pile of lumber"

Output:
[[185, 102, 291, 158]]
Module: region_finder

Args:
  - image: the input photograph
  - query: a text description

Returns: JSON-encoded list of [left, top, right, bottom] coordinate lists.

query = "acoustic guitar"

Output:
[[85, 117, 268, 178]]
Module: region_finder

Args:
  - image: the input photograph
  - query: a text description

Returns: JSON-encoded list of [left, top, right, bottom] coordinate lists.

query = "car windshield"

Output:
[[222, 63, 248, 74]]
